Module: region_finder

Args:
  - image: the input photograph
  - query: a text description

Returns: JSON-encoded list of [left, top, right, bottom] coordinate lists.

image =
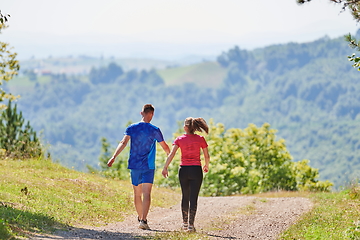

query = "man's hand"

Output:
[[107, 157, 115, 167]]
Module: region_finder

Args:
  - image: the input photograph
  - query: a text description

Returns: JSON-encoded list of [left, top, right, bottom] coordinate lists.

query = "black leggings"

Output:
[[178, 166, 203, 225]]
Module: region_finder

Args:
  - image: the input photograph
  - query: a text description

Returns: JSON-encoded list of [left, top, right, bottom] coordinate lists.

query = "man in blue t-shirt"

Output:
[[107, 104, 170, 230]]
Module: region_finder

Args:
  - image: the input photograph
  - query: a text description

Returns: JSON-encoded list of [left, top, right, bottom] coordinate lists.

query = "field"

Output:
[[157, 61, 227, 88], [7, 58, 226, 92], [1, 158, 359, 239]]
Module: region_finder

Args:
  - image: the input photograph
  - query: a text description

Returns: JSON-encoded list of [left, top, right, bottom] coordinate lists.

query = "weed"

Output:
[[0, 218, 13, 240], [237, 202, 256, 216], [345, 220, 360, 240], [348, 181, 360, 200]]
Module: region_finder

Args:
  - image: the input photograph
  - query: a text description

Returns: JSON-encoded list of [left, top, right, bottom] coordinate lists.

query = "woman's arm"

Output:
[[162, 145, 179, 178], [202, 147, 210, 173]]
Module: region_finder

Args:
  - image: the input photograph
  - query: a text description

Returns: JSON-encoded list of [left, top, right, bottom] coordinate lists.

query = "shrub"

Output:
[[157, 120, 333, 196]]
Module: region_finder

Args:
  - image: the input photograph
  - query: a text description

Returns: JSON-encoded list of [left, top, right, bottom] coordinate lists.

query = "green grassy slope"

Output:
[[0, 158, 179, 239], [280, 187, 360, 239], [1, 158, 359, 239], [157, 61, 227, 88]]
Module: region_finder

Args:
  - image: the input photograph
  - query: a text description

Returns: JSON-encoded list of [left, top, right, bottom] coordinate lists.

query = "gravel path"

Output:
[[30, 196, 312, 240]]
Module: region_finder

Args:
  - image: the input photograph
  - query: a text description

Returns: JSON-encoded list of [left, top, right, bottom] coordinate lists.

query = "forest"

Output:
[[4, 30, 360, 189]]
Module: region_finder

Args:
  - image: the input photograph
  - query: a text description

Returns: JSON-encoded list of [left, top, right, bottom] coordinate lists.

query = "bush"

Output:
[[157, 120, 333, 196]]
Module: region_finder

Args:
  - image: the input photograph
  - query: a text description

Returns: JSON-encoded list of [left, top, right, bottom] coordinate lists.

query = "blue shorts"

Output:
[[130, 169, 155, 186]]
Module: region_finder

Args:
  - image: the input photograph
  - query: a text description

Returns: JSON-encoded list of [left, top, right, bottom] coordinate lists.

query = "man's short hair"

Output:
[[142, 104, 155, 114]]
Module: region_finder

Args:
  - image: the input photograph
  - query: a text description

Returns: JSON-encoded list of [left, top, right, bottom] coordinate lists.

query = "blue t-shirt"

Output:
[[125, 122, 164, 170]]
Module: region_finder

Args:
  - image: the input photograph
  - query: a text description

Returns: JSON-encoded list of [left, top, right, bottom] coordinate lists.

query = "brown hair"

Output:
[[142, 104, 155, 114], [184, 117, 209, 134]]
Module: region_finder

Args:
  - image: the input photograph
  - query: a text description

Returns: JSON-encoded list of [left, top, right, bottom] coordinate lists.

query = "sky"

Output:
[[1, 0, 359, 61]]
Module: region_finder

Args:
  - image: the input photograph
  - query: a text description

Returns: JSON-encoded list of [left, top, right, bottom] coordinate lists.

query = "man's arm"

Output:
[[107, 135, 130, 167], [159, 141, 170, 155], [162, 145, 179, 178]]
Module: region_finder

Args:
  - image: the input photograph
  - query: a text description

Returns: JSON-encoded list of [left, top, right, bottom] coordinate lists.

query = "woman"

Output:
[[162, 117, 210, 232]]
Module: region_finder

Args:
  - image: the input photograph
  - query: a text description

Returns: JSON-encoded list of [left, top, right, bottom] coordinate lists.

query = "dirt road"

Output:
[[31, 196, 312, 240]]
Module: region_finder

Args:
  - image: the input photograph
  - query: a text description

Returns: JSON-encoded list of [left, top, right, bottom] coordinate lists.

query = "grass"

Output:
[[152, 231, 210, 240], [279, 186, 360, 239], [1, 158, 360, 240], [250, 189, 360, 239], [0, 158, 179, 239]]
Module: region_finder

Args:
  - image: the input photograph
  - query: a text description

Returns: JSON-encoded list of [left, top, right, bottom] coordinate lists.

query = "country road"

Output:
[[31, 196, 312, 240]]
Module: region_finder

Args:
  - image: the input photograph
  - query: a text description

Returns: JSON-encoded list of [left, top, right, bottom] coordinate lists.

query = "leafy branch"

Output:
[[345, 34, 360, 70], [0, 11, 10, 24], [0, 11, 20, 109]]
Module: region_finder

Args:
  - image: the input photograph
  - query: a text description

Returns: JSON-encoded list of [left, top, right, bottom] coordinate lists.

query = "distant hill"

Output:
[[157, 61, 227, 88], [17, 56, 177, 75], [5, 33, 360, 189]]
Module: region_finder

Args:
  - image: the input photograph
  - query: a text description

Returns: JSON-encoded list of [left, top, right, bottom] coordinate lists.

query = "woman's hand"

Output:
[[162, 168, 168, 178], [203, 164, 209, 173], [202, 147, 210, 173]]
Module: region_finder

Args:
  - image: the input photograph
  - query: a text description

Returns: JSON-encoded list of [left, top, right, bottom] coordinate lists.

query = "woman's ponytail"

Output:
[[185, 117, 209, 134]]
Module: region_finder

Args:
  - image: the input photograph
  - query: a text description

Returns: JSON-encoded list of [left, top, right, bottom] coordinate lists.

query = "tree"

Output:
[[96, 137, 129, 179], [0, 11, 10, 24], [89, 62, 124, 84], [346, 33, 360, 70], [0, 101, 43, 158], [297, 0, 360, 71], [217, 46, 251, 72], [297, 0, 360, 21], [0, 12, 20, 109]]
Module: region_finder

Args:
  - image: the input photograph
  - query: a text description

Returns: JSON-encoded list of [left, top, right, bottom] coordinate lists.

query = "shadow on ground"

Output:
[[31, 226, 172, 240]]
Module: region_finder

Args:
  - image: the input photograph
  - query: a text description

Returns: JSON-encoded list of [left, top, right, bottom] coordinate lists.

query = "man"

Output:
[[107, 104, 170, 230]]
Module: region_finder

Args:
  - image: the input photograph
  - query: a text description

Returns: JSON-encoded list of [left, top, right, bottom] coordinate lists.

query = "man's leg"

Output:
[[132, 184, 143, 220], [141, 183, 153, 221], [134, 183, 152, 230], [132, 169, 154, 230]]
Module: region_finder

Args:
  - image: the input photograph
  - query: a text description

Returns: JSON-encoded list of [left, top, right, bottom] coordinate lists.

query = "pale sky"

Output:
[[1, 0, 359, 60]]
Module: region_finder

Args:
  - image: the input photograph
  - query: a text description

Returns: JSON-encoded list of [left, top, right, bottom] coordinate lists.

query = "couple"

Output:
[[107, 104, 210, 232]]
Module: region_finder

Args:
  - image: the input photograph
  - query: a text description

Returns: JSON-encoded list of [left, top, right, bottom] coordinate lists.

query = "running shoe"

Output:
[[139, 219, 150, 230], [188, 225, 196, 232], [182, 223, 188, 231]]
